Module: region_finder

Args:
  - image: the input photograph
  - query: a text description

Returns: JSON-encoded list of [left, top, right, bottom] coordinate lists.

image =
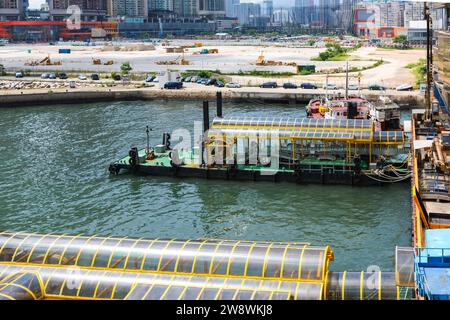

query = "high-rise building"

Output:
[[293, 0, 314, 25], [341, 0, 355, 32], [234, 2, 259, 25], [149, 0, 172, 12], [47, 0, 107, 21], [376, 1, 404, 27], [0, 0, 26, 20], [224, 0, 238, 18], [198, 0, 225, 17], [108, 0, 148, 20], [172, 0, 197, 16], [261, 0, 272, 17], [404, 1, 424, 27]]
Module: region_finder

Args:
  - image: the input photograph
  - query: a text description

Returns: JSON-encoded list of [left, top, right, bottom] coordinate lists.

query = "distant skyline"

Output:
[[27, 0, 297, 10]]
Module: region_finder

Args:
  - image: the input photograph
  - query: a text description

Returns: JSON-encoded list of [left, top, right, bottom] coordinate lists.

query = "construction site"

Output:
[[0, 39, 424, 89]]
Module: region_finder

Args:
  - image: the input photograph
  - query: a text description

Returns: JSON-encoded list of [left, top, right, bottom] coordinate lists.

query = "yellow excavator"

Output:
[[93, 58, 114, 65], [156, 52, 190, 65]]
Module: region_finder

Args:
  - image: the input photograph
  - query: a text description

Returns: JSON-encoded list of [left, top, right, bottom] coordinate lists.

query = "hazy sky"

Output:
[[28, 0, 296, 9]]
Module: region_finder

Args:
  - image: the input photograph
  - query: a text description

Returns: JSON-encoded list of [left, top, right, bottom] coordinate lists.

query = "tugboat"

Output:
[[306, 63, 402, 131], [306, 95, 371, 120], [306, 95, 402, 131]]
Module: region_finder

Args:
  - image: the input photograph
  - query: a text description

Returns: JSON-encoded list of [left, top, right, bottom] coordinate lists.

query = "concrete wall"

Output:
[[0, 88, 424, 107]]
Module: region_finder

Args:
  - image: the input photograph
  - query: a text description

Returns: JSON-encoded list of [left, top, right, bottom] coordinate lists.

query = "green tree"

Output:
[[141, 32, 151, 40], [120, 62, 133, 74], [197, 70, 212, 78], [393, 35, 408, 44], [319, 51, 331, 61]]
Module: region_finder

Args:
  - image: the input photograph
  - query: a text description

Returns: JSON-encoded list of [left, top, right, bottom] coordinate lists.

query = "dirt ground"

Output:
[[0, 40, 425, 88]]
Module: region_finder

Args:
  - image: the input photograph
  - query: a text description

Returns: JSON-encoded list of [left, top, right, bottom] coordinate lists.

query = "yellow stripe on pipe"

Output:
[[0, 292, 15, 300], [90, 236, 112, 268], [43, 233, 70, 265], [174, 239, 191, 273], [341, 271, 347, 300], [106, 237, 128, 268], [139, 238, 159, 271], [279, 244, 291, 279], [208, 240, 225, 275], [261, 243, 274, 278], [225, 241, 241, 276], [360, 271, 364, 300], [93, 270, 107, 299], [243, 243, 257, 277], [297, 246, 306, 281], [58, 234, 84, 265], [378, 272, 382, 300], [0, 231, 23, 257], [74, 235, 98, 266], [124, 238, 144, 270], [191, 239, 209, 275], [11, 233, 33, 262]]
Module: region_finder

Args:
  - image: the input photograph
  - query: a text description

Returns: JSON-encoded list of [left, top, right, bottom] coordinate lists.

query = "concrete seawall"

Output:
[[0, 87, 424, 107]]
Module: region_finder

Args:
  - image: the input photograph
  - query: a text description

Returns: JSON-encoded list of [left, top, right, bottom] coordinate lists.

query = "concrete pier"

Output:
[[0, 86, 424, 107]]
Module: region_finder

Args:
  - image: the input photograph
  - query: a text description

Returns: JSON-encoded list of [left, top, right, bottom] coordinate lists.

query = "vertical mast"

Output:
[[425, 2, 433, 121], [345, 61, 349, 100]]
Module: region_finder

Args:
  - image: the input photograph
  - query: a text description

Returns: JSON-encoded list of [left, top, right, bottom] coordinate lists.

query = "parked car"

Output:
[[48, 73, 56, 79], [215, 80, 225, 87], [69, 81, 76, 88], [198, 78, 209, 85], [91, 73, 100, 80], [145, 75, 155, 82], [324, 84, 338, 90], [348, 84, 359, 90], [206, 78, 217, 86], [78, 74, 87, 80], [260, 82, 278, 88], [41, 73, 50, 79], [112, 74, 121, 81], [184, 76, 192, 82], [58, 73, 68, 79], [164, 81, 183, 89], [368, 84, 386, 91], [283, 82, 298, 89], [190, 76, 199, 82], [15, 71, 23, 78], [226, 82, 241, 88], [396, 84, 413, 91], [300, 83, 317, 89], [152, 77, 158, 82]]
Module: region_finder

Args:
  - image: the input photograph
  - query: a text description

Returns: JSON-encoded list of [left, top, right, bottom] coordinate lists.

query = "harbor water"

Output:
[[0, 100, 411, 271]]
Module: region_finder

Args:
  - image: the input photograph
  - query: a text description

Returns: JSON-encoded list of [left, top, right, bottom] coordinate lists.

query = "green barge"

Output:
[[109, 103, 410, 186]]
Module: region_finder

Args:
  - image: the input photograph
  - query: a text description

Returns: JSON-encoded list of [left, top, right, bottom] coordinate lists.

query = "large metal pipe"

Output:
[[0, 232, 332, 283], [0, 263, 322, 300], [0, 271, 44, 300], [326, 271, 399, 300]]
